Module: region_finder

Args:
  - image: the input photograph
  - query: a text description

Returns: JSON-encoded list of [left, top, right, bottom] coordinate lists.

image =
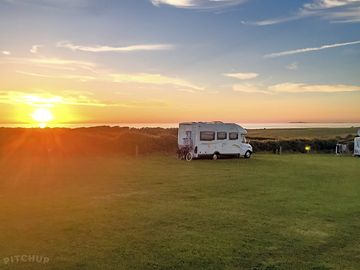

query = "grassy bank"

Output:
[[0, 154, 359, 269]]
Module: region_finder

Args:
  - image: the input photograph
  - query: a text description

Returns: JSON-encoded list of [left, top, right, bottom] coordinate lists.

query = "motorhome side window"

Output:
[[229, 132, 238, 140], [217, 132, 227, 140], [200, 131, 215, 141]]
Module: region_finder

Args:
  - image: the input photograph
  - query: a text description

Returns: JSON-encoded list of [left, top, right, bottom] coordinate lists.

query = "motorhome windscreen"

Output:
[[200, 131, 215, 141], [229, 132, 239, 140], [217, 132, 227, 140]]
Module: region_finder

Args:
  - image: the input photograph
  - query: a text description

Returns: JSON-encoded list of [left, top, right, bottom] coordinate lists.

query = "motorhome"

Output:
[[354, 129, 360, 157], [178, 122, 253, 161]]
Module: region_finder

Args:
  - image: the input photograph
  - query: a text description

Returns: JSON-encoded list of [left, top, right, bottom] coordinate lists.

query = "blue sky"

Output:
[[0, 0, 359, 123]]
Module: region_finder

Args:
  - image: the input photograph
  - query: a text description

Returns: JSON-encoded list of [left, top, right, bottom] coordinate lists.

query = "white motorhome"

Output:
[[354, 129, 360, 157], [178, 122, 253, 160]]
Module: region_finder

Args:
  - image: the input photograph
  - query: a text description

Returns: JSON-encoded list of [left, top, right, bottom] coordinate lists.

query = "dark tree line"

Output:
[[0, 127, 354, 157]]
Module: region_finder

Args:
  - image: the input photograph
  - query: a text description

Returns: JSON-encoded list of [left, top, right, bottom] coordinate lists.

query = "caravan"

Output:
[[178, 122, 253, 161]]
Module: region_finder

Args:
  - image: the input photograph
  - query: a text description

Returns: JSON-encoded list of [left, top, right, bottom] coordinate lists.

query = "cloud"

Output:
[[2, 51, 11, 55], [269, 83, 360, 93], [124, 100, 168, 108], [28, 57, 97, 71], [233, 83, 270, 94], [224, 72, 258, 80], [1, 54, 201, 92], [14, 67, 202, 93], [243, 12, 312, 26], [286, 62, 299, 70], [16, 70, 202, 91], [306, 0, 360, 23], [244, 0, 360, 25], [233, 82, 360, 94], [16, 71, 96, 82], [0, 90, 110, 107], [57, 41, 174, 53], [264, 40, 360, 58], [150, 0, 247, 10], [304, 0, 360, 9], [0, 90, 168, 108], [110, 73, 203, 91], [30, 45, 43, 54], [151, 0, 194, 8], [324, 6, 360, 22], [0, 55, 98, 72], [2, 0, 92, 9]]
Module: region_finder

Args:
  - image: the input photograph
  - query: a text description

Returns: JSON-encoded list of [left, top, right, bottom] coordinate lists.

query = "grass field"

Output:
[[0, 154, 359, 269]]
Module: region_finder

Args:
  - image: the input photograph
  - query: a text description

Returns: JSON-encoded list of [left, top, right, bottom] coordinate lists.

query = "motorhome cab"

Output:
[[354, 129, 360, 157], [178, 122, 253, 161], [354, 137, 360, 157]]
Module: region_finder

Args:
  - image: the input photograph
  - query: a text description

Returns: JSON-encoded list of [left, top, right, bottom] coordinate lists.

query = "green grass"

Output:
[[0, 154, 359, 269]]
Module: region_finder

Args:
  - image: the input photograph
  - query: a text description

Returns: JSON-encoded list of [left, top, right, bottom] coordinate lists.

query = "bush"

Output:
[[251, 139, 338, 153]]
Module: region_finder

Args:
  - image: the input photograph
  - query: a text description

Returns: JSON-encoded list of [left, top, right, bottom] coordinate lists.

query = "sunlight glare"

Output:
[[31, 108, 53, 128]]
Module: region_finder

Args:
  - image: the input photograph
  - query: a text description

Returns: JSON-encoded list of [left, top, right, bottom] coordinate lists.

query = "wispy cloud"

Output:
[[16, 71, 96, 82], [16, 69, 203, 92], [150, 0, 247, 10], [269, 83, 360, 93], [30, 45, 43, 54], [244, 0, 360, 25], [233, 83, 269, 94], [286, 62, 299, 70], [151, 0, 193, 8], [28, 57, 96, 68], [0, 56, 97, 72], [242, 11, 312, 26], [233, 82, 360, 94], [1, 54, 100, 72], [0, 90, 168, 108], [3, 0, 92, 9], [57, 41, 174, 53], [325, 6, 360, 22], [304, 0, 360, 9], [110, 73, 203, 92], [306, 0, 360, 23], [2, 51, 11, 55], [1, 54, 201, 92], [264, 40, 360, 58], [224, 72, 258, 80], [0, 90, 111, 107]]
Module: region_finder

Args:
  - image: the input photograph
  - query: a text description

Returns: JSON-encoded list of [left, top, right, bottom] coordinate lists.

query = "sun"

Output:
[[31, 108, 53, 128]]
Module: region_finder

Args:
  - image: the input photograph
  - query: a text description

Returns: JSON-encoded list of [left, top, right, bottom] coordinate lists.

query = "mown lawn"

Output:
[[0, 154, 359, 269]]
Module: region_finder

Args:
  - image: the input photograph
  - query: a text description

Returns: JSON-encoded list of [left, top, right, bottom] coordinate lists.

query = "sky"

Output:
[[0, 0, 360, 125]]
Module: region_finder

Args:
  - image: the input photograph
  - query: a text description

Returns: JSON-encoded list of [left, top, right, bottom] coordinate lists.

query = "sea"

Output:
[[1, 123, 360, 129]]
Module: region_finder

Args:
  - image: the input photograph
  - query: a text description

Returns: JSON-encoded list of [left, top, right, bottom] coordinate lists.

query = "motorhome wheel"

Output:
[[186, 152, 193, 161], [244, 151, 252, 159]]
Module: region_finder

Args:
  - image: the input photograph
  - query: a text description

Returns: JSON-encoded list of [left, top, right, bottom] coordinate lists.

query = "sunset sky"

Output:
[[0, 0, 360, 125]]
